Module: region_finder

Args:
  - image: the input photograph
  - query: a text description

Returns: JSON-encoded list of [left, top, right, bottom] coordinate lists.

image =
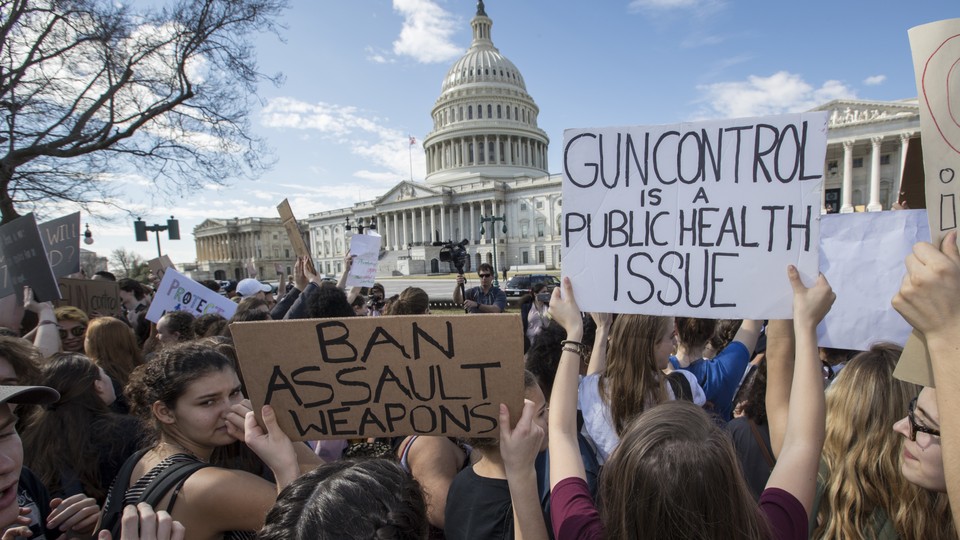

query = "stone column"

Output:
[[868, 137, 883, 211], [469, 202, 477, 242], [458, 204, 464, 243], [429, 207, 436, 244], [494, 135, 501, 164], [840, 140, 855, 213], [896, 133, 911, 206], [439, 206, 447, 241], [401, 210, 408, 248], [420, 207, 428, 244]]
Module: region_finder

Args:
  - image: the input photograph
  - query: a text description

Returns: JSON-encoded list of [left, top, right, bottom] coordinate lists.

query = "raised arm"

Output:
[[764, 318, 795, 458], [547, 277, 586, 488], [892, 230, 960, 523], [500, 400, 548, 540], [585, 313, 611, 376], [764, 266, 834, 517], [731, 319, 763, 355], [23, 287, 60, 358]]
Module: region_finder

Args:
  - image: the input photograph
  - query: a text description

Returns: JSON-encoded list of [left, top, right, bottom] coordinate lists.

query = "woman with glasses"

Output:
[[810, 343, 953, 538], [54, 306, 88, 353], [892, 229, 960, 525]]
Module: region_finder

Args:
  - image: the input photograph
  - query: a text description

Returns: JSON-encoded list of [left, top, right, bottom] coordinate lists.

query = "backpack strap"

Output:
[[99, 448, 151, 537], [747, 418, 776, 469], [139, 457, 210, 512]]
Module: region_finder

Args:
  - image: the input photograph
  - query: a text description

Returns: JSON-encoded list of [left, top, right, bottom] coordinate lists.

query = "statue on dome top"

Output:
[[477, 0, 487, 17]]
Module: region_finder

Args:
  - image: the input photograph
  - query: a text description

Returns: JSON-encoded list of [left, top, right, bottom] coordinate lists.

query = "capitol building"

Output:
[[194, 1, 924, 281]]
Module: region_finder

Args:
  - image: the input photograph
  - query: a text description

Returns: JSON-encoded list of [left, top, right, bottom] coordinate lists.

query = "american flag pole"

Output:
[[408, 135, 416, 181]]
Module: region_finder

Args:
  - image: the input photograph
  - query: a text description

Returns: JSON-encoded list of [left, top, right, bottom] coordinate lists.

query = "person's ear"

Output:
[[153, 400, 177, 425]]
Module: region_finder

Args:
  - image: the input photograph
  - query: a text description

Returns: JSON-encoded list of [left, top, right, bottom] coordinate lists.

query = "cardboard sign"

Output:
[[0, 213, 61, 302], [145, 268, 237, 323], [562, 113, 827, 319], [345, 232, 381, 288], [147, 255, 175, 282], [39, 212, 81, 277], [231, 315, 525, 441], [56, 278, 122, 317], [897, 18, 960, 387], [817, 210, 929, 351], [277, 199, 317, 274]]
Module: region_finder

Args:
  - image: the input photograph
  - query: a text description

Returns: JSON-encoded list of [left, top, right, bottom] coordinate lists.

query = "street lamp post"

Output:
[[134, 216, 180, 258], [479, 214, 507, 288]]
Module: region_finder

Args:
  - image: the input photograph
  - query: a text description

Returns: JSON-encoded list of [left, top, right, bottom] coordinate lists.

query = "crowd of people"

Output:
[[0, 234, 955, 539]]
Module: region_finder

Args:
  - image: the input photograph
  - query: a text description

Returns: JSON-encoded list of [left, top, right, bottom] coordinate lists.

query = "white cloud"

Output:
[[694, 71, 857, 119], [365, 46, 394, 64], [391, 0, 462, 63], [259, 97, 427, 181], [864, 74, 886, 86]]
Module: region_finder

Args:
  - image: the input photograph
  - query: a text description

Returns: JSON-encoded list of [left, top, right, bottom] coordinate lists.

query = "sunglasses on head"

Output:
[[59, 325, 86, 339]]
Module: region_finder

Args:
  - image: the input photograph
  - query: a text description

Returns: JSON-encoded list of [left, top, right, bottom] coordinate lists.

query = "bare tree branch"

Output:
[[0, 0, 286, 223]]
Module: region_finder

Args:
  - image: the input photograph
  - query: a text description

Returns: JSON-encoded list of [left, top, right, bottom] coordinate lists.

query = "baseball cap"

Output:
[[0, 385, 59, 406], [237, 278, 271, 297]]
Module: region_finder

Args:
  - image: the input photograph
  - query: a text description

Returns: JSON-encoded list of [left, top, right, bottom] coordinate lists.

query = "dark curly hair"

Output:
[[256, 458, 427, 540], [158, 311, 196, 342], [125, 343, 235, 442], [307, 282, 355, 319]]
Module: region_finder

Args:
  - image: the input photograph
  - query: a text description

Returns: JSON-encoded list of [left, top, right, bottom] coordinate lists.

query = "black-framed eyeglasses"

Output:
[[907, 397, 941, 441], [478, 273, 492, 278], [58, 325, 86, 339]]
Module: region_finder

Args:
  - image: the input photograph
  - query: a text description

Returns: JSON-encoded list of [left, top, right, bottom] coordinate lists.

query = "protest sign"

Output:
[[896, 18, 960, 387], [0, 213, 60, 302], [56, 278, 122, 317], [147, 255, 175, 282], [145, 267, 237, 323], [276, 199, 317, 274], [817, 210, 929, 351], [346, 232, 381, 288], [562, 112, 827, 319], [231, 314, 525, 441], [39, 212, 81, 277]]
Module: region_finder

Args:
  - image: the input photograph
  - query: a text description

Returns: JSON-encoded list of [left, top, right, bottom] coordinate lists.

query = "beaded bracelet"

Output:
[[560, 339, 585, 355]]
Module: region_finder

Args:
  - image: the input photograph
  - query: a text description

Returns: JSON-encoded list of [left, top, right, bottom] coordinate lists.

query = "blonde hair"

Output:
[[54, 306, 88, 324], [598, 314, 669, 436], [815, 343, 955, 539]]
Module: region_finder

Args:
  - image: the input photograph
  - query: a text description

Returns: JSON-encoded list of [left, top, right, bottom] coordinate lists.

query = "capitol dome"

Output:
[[423, 1, 549, 185]]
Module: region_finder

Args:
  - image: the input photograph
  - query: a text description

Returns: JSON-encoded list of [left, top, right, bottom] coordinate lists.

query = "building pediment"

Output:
[[812, 99, 919, 129], [376, 181, 442, 205], [194, 218, 227, 231]]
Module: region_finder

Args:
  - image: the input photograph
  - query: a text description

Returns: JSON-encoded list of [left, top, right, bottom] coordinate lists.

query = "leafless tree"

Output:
[[108, 247, 145, 279], [0, 0, 286, 223]]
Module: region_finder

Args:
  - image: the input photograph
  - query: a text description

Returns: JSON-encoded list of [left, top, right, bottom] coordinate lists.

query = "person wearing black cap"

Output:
[[0, 385, 102, 538]]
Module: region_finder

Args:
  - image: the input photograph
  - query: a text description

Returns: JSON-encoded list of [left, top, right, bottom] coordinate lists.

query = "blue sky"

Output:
[[84, 0, 956, 267]]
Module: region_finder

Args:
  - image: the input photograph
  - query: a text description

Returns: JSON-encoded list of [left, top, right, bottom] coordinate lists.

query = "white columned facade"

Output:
[[867, 136, 883, 211], [840, 140, 855, 213]]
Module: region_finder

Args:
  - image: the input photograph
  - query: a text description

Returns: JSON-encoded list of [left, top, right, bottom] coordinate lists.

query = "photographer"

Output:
[[454, 263, 506, 314], [366, 283, 386, 316]]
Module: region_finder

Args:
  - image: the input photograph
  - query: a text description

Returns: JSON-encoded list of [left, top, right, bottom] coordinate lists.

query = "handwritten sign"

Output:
[[896, 18, 960, 387], [346, 233, 381, 288], [562, 113, 827, 318], [147, 255, 175, 282], [277, 199, 317, 274], [145, 268, 237, 323], [56, 278, 122, 317], [817, 210, 929, 351], [39, 212, 81, 278], [0, 213, 61, 302], [231, 315, 525, 441]]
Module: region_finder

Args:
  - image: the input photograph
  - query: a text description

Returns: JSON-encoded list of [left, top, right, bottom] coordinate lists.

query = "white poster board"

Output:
[[346, 232, 381, 288], [562, 112, 827, 318], [817, 210, 929, 351], [145, 268, 238, 323]]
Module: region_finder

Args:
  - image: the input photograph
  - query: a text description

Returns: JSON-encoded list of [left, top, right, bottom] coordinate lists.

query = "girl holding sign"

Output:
[[544, 270, 834, 539]]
